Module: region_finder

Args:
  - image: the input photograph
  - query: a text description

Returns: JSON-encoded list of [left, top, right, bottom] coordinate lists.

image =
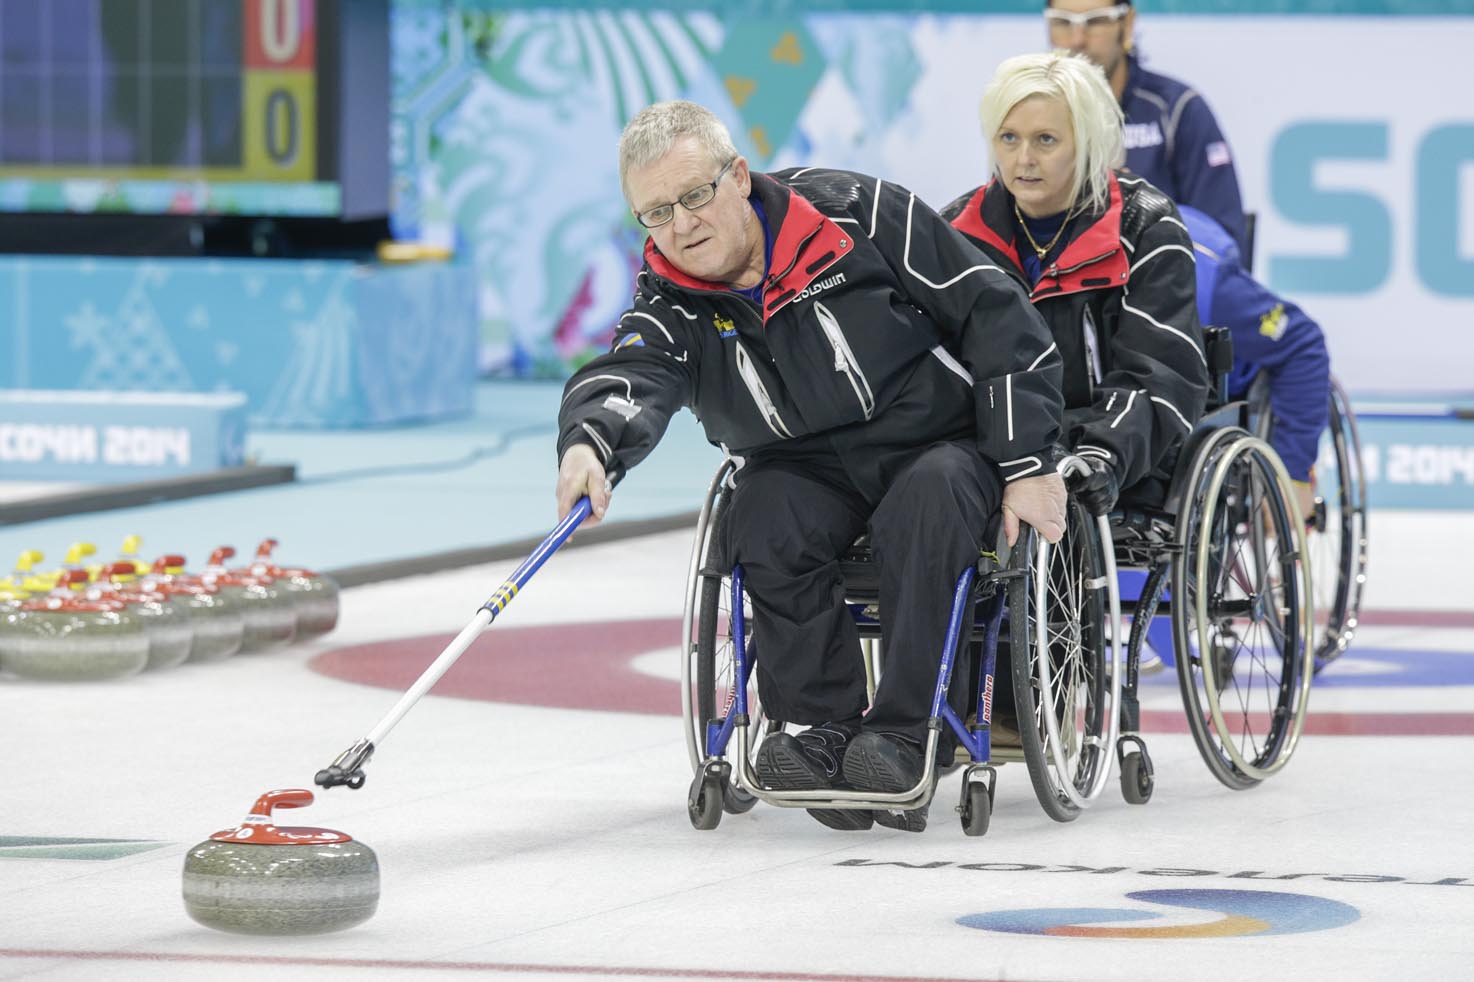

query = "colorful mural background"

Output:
[[389, 3, 1474, 395], [389, 7, 958, 376]]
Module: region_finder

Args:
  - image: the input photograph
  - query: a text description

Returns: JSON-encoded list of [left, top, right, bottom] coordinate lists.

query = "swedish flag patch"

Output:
[[1258, 304, 1288, 341], [615, 333, 645, 350]]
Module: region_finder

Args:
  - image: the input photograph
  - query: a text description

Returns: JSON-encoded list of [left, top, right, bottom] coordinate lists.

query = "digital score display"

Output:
[[0, 0, 340, 216]]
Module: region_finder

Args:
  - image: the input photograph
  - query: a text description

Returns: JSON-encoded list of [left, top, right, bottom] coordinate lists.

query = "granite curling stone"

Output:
[[146, 556, 245, 663], [251, 539, 340, 640], [0, 571, 149, 681], [88, 563, 192, 672], [183, 789, 378, 935], [201, 547, 296, 652]]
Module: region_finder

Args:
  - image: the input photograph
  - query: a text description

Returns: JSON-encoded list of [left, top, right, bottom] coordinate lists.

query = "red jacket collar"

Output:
[[951, 174, 1128, 300], [950, 181, 1014, 260], [643, 174, 853, 321], [644, 236, 723, 293]]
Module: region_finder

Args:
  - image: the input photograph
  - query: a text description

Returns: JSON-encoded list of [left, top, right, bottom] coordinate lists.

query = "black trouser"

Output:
[[723, 440, 1002, 744]]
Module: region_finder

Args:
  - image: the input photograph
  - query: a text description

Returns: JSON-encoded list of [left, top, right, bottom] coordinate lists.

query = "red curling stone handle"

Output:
[[248, 789, 314, 820]]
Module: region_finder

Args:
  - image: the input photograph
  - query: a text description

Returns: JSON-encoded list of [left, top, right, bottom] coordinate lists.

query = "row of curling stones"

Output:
[[0, 561, 246, 680], [0, 543, 340, 681], [203, 540, 342, 649], [183, 789, 379, 935]]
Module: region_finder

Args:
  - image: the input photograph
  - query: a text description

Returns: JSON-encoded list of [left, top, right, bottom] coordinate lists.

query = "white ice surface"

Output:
[[2, 514, 1472, 981]]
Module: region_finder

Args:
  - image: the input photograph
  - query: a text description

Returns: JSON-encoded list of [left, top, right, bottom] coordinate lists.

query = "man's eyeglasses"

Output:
[[1044, 3, 1131, 34], [635, 158, 736, 229]]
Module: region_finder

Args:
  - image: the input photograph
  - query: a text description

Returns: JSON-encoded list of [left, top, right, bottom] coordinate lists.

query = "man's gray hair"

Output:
[[980, 50, 1125, 215], [618, 100, 739, 203]]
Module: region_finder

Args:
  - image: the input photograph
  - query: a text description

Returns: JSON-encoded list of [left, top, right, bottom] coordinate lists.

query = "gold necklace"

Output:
[[1014, 202, 1072, 261]]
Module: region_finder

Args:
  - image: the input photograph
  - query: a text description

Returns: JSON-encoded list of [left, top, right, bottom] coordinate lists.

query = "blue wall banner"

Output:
[[0, 256, 478, 429], [1353, 415, 1474, 511]]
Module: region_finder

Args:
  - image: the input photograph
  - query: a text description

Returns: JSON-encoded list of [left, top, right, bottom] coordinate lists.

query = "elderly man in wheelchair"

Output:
[[556, 99, 1073, 836]]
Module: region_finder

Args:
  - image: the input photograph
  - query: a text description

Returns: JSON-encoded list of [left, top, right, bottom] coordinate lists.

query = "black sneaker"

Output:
[[842, 731, 932, 833], [754, 722, 873, 831]]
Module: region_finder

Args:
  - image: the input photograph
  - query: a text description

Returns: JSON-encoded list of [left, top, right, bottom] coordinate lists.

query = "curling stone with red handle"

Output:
[[0, 571, 149, 680], [200, 547, 296, 651], [88, 562, 192, 672], [250, 539, 340, 640], [144, 556, 245, 663], [182, 789, 379, 935]]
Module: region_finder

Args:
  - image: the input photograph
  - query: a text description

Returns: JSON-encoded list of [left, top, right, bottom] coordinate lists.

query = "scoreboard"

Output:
[[0, 0, 385, 219], [243, 0, 319, 182]]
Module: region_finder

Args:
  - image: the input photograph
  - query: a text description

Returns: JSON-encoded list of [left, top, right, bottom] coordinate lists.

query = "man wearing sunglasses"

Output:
[[556, 100, 1067, 833], [1046, 0, 1248, 253]]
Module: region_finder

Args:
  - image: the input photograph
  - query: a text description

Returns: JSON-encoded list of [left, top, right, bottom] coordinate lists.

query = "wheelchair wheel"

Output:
[[1172, 434, 1313, 789], [1119, 749, 1153, 805], [1307, 378, 1368, 669], [1011, 495, 1117, 823], [681, 460, 764, 814]]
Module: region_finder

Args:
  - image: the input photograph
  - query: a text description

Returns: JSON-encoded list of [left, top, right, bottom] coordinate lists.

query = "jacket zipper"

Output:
[[813, 301, 875, 419], [1035, 248, 1121, 298], [766, 221, 826, 290], [1081, 306, 1103, 385], [1054, 247, 1118, 277], [734, 341, 794, 439]]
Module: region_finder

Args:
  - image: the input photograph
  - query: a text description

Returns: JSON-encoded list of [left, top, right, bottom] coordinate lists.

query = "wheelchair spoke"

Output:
[[1045, 517, 1105, 791], [1014, 499, 1112, 819]]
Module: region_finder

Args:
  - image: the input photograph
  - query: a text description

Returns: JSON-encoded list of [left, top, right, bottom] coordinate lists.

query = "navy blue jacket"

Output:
[[1180, 206, 1329, 482], [1123, 56, 1247, 255]]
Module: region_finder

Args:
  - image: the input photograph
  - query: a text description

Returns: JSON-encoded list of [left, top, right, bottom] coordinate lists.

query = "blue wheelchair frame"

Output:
[[704, 562, 1007, 775], [684, 456, 1124, 834]]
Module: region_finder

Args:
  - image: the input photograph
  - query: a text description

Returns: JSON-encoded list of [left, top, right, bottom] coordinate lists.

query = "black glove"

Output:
[[1070, 456, 1119, 516]]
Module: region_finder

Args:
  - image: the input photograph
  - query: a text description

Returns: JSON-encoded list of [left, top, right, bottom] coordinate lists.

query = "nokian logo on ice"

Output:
[[959, 889, 1361, 939], [791, 272, 846, 305]]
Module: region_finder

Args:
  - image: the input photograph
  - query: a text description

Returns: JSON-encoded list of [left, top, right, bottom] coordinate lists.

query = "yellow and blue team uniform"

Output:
[[1180, 205, 1330, 483], [1130, 206, 1331, 670]]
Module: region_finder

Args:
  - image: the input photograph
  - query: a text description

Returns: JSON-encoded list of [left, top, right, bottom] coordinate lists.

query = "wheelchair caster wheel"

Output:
[[687, 772, 723, 830], [959, 783, 992, 837], [1121, 751, 1154, 804], [722, 783, 759, 815], [958, 765, 996, 837]]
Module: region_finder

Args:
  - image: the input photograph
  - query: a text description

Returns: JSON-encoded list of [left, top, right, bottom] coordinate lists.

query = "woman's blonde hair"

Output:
[[979, 50, 1125, 214]]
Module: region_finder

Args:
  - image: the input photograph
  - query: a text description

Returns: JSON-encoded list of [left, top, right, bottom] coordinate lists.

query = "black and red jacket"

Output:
[[943, 171, 1208, 490], [558, 169, 1064, 487]]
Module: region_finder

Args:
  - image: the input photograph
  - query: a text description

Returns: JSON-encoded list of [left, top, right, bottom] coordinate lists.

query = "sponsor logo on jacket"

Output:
[[1124, 121, 1164, 150], [791, 272, 847, 305], [713, 313, 737, 339]]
